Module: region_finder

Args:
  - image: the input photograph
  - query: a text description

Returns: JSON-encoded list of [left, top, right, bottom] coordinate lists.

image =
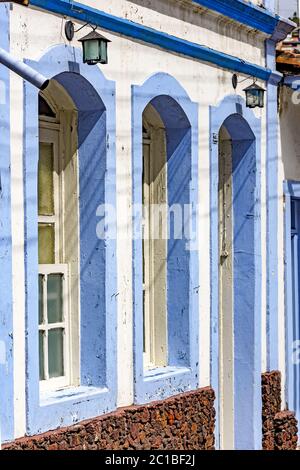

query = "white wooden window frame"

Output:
[[38, 121, 72, 392], [39, 264, 70, 392], [142, 132, 154, 369], [142, 125, 168, 370]]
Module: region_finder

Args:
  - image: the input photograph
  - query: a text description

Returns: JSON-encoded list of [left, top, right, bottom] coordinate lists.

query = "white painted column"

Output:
[[115, 47, 134, 407]]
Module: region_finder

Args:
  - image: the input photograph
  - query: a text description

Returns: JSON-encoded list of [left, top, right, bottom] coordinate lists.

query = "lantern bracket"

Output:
[[65, 20, 97, 41], [232, 73, 256, 90]]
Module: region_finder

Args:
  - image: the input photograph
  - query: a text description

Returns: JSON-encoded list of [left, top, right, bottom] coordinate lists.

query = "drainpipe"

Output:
[[0, 47, 49, 90]]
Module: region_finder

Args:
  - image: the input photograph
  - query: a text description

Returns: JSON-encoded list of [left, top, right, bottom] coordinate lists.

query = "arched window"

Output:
[[24, 47, 116, 435], [38, 87, 79, 391], [132, 73, 199, 403]]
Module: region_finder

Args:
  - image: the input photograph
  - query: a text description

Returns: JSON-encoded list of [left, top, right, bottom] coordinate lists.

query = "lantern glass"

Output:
[[246, 89, 259, 108], [83, 39, 100, 64], [244, 84, 265, 109], [258, 90, 264, 108], [99, 40, 108, 64]]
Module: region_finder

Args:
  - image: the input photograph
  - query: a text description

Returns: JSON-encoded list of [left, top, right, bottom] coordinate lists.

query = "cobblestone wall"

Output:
[[3, 387, 215, 450], [262, 371, 298, 450]]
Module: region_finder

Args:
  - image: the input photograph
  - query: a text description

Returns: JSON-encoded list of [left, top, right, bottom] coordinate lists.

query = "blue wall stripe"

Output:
[[266, 40, 279, 371], [0, 3, 14, 442], [29, 0, 272, 81]]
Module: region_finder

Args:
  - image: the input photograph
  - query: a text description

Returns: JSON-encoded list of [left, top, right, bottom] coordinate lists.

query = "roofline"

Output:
[[192, 0, 295, 40]]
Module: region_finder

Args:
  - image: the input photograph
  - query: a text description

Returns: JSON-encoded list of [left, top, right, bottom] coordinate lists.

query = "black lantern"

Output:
[[243, 82, 265, 109], [79, 30, 111, 65]]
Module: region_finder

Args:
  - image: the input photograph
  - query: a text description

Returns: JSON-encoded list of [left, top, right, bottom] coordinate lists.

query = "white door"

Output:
[[218, 127, 234, 450]]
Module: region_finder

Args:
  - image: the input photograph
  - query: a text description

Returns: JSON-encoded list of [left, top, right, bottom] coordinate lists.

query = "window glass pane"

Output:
[[38, 142, 54, 216], [39, 331, 45, 381], [39, 274, 44, 324], [48, 328, 64, 378], [38, 223, 55, 264], [47, 274, 63, 324]]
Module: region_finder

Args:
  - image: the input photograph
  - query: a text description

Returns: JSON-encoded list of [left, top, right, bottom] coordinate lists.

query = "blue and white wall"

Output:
[[0, 2, 14, 443], [0, 0, 292, 448]]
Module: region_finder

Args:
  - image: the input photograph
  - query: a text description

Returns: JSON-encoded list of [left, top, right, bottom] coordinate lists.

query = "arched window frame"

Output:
[[23, 46, 117, 436], [142, 105, 168, 370], [38, 88, 80, 392], [132, 73, 199, 403]]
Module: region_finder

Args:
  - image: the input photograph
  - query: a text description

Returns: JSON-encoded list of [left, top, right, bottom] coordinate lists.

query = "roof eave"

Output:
[[191, 0, 295, 41]]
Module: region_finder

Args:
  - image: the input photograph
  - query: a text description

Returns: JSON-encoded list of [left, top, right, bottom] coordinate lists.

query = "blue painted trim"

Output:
[[192, 0, 278, 34], [266, 40, 279, 371], [283, 180, 300, 426], [30, 0, 294, 40], [132, 73, 199, 403], [0, 4, 14, 443], [193, 1, 294, 42], [284, 182, 300, 199], [210, 95, 262, 450], [29, 0, 273, 81], [284, 76, 300, 89], [23, 45, 117, 435]]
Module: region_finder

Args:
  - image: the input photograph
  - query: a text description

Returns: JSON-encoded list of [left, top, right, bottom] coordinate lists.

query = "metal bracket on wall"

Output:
[[212, 133, 218, 145]]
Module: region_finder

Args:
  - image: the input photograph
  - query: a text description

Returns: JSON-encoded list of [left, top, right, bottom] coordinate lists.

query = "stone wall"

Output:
[[274, 411, 298, 450], [5, 374, 298, 451], [262, 371, 298, 450], [3, 387, 215, 450]]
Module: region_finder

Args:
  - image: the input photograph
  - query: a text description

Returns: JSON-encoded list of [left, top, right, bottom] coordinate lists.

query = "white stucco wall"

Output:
[[8, 0, 269, 438]]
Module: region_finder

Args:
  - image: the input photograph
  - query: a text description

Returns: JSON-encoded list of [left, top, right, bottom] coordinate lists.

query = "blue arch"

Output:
[[132, 73, 199, 403], [24, 45, 117, 435], [210, 95, 262, 450]]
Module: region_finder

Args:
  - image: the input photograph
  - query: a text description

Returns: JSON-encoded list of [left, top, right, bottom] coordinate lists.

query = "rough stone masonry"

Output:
[[3, 387, 215, 450], [262, 371, 298, 450]]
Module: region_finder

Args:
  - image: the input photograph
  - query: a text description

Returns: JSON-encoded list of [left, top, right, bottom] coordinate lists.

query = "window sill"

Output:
[[134, 364, 197, 404], [40, 385, 109, 407], [144, 365, 191, 381]]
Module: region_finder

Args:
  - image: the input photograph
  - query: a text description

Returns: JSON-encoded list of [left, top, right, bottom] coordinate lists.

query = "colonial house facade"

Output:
[[0, 0, 299, 450]]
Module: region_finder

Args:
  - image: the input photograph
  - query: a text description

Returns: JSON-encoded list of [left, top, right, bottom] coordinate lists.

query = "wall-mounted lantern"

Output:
[[243, 83, 265, 109], [232, 73, 265, 109], [78, 30, 111, 65], [64, 20, 110, 65]]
